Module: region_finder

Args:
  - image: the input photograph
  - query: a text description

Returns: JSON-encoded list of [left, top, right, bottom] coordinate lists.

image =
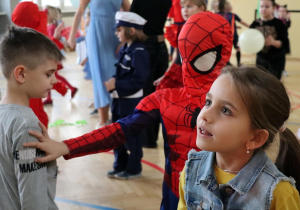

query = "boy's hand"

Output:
[[265, 35, 275, 46], [24, 122, 70, 163], [104, 78, 116, 92]]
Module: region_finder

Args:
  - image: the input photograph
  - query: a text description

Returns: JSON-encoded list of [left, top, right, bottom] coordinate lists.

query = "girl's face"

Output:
[[278, 6, 287, 18], [181, 1, 205, 21], [259, 0, 274, 20], [196, 75, 255, 155], [115, 26, 127, 43]]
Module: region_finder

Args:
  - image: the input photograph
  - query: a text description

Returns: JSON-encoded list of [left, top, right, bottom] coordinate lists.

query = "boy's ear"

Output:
[[13, 65, 27, 84], [248, 129, 269, 150]]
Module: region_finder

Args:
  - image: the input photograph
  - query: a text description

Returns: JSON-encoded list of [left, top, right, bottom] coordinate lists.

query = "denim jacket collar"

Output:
[[196, 149, 268, 196]]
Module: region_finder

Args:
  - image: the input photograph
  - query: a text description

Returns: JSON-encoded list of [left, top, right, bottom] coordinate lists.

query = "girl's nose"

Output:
[[198, 107, 212, 123]]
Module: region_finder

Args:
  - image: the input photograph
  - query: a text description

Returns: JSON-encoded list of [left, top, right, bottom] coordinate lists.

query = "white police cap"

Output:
[[114, 11, 147, 30]]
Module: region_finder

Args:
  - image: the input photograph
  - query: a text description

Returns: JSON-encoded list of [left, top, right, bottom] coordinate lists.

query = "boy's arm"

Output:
[[239, 20, 250, 28], [25, 122, 69, 163], [15, 127, 57, 209], [27, 93, 162, 162]]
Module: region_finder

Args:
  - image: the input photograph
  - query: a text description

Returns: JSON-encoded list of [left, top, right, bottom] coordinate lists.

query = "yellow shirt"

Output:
[[178, 165, 300, 210]]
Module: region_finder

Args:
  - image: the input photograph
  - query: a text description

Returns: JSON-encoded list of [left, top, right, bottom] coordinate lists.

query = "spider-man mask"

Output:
[[178, 12, 232, 107]]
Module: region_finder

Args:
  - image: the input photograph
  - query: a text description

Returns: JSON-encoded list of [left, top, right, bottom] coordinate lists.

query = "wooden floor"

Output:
[[1, 51, 300, 210]]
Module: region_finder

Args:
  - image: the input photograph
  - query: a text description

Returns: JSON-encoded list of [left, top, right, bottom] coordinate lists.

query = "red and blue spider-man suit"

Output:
[[62, 12, 232, 210]]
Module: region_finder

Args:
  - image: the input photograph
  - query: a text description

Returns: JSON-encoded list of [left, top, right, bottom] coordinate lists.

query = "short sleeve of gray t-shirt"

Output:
[[0, 104, 58, 210]]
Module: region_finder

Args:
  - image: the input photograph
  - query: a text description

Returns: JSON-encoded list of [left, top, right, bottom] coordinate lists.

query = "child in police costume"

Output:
[[0, 26, 63, 209], [104, 11, 150, 179]]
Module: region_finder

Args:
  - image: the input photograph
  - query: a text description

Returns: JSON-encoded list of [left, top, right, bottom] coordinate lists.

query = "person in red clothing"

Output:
[[155, 0, 206, 90], [43, 5, 78, 105], [11, 1, 68, 127], [26, 12, 233, 210]]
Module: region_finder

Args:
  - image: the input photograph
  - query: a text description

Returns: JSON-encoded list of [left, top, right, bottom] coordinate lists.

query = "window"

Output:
[[21, 0, 77, 11]]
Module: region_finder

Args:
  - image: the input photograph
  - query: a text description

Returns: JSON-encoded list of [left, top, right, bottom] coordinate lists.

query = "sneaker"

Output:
[[282, 70, 289, 77], [71, 87, 78, 99], [114, 171, 141, 180], [43, 98, 53, 105], [95, 120, 111, 129], [90, 109, 98, 115], [107, 170, 121, 178]]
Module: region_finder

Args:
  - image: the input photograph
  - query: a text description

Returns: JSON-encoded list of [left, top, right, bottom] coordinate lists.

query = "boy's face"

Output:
[[260, 0, 274, 20], [115, 26, 127, 43], [23, 59, 58, 99], [181, 1, 205, 21]]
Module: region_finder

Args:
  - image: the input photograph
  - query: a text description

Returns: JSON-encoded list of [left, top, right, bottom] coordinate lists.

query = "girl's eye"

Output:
[[46, 73, 53, 78], [205, 99, 211, 106], [221, 107, 232, 116]]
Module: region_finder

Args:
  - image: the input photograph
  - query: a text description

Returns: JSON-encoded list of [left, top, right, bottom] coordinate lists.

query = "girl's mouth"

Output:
[[200, 127, 213, 136]]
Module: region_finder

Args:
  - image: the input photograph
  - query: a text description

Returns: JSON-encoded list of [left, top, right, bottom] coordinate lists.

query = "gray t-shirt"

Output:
[[0, 104, 58, 210]]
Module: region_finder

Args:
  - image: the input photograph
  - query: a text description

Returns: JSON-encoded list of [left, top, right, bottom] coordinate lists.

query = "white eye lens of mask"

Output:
[[193, 51, 217, 72], [189, 45, 222, 75]]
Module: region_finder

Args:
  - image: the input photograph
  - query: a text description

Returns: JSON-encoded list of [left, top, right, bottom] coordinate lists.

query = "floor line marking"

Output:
[[55, 197, 121, 210]]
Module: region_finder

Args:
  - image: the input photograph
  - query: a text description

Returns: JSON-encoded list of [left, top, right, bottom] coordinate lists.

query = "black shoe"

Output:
[[107, 170, 120, 178], [114, 171, 141, 180], [90, 109, 98, 115], [142, 143, 158, 148]]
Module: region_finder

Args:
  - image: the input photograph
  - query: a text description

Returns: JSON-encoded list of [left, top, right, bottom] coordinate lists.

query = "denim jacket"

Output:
[[184, 149, 296, 210]]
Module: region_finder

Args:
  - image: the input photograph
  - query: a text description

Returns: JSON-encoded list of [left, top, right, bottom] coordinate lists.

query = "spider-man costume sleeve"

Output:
[[63, 12, 232, 210], [63, 91, 162, 159]]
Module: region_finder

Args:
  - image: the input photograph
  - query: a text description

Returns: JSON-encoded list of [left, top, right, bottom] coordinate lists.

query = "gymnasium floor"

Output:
[[1, 51, 300, 209]]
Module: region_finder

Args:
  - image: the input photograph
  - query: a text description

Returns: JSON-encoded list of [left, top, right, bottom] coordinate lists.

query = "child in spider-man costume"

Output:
[[157, 0, 207, 90], [27, 12, 232, 210]]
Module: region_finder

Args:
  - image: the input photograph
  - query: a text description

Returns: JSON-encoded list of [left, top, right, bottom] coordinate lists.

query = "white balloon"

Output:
[[239, 29, 265, 54]]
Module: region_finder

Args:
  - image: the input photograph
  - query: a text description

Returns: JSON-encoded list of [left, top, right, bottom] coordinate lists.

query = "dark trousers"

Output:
[[111, 98, 143, 174], [256, 53, 285, 80], [142, 37, 169, 147]]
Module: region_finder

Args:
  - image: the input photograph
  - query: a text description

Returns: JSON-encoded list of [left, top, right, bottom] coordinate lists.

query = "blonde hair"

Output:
[[181, 0, 207, 11], [124, 27, 147, 42], [46, 5, 59, 25]]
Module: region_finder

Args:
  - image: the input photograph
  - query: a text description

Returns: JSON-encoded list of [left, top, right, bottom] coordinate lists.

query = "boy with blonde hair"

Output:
[[0, 26, 63, 209]]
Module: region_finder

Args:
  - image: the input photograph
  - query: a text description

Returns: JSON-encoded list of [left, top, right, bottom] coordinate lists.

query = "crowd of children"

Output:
[[0, 0, 299, 210]]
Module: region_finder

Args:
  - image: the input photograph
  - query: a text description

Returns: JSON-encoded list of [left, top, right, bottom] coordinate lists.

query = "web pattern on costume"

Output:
[[178, 13, 232, 106], [63, 12, 232, 201], [137, 13, 232, 197]]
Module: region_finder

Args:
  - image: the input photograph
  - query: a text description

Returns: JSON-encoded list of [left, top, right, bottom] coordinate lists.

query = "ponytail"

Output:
[[275, 128, 300, 191]]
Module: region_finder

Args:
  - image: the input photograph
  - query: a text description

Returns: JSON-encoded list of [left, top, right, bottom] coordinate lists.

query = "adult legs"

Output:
[[143, 39, 169, 148], [98, 104, 110, 125]]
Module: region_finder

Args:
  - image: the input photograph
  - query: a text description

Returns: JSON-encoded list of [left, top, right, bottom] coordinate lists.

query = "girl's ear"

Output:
[[130, 27, 136, 35], [13, 65, 27, 84], [248, 129, 269, 150]]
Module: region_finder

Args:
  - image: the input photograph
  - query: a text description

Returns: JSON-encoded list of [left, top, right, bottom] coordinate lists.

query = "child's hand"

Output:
[[53, 22, 64, 40], [24, 122, 70, 163], [265, 35, 275, 46], [153, 76, 164, 86], [104, 78, 116, 92]]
